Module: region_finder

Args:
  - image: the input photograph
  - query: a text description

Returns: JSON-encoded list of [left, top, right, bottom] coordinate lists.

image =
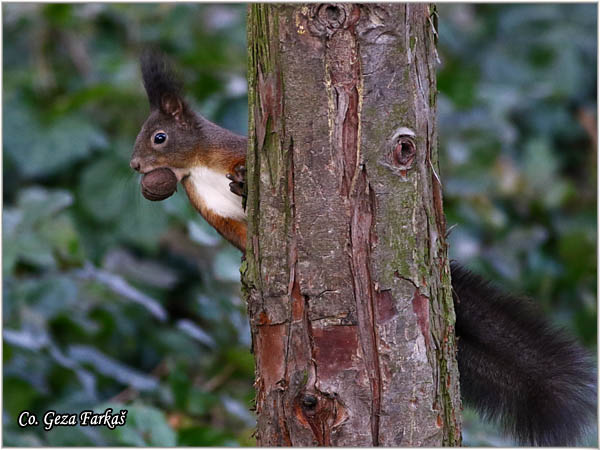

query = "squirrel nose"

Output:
[[130, 158, 141, 172]]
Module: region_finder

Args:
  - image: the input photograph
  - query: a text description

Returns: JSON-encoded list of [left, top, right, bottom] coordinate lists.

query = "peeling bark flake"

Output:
[[411, 288, 431, 349], [312, 326, 359, 379], [376, 290, 397, 323], [256, 323, 287, 389]]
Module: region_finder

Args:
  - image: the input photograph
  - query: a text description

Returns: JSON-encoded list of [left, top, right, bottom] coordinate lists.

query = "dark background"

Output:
[[3, 4, 596, 446]]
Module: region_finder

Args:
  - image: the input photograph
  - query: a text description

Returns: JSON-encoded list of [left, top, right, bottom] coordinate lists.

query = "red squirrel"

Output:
[[130, 52, 247, 251], [130, 52, 596, 446]]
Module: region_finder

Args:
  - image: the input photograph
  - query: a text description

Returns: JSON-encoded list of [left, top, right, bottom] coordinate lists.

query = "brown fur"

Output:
[[132, 51, 246, 175], [183, 175, 246, 251], [132, 52, 248, 250], [131, 107, 246, 174]]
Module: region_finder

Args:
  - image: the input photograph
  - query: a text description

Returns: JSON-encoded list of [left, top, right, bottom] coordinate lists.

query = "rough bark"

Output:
[[243, 4, 461, 446]]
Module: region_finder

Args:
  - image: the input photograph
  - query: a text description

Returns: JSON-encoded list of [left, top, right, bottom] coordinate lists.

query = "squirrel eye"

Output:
[[153, 132, 167, 145]]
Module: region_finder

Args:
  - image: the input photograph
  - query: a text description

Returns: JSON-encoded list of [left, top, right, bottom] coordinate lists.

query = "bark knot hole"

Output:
[[317, 3, 345, 29], [386, 127, 417, 173], [302, 394, 318, 410], [307, 4, 358, 37], [394, 138, 416, 168], [325, 5, 341, 22]]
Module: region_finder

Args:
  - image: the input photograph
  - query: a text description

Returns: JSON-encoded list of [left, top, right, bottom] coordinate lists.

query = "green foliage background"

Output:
[[3, 4, 596, 446]]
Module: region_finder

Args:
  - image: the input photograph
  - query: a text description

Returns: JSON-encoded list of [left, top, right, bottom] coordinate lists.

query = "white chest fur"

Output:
[[187, 166, 246, 221]]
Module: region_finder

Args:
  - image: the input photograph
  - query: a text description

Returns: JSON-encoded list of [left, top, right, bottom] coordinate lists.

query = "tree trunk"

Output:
[[243, 4, 461, 446]]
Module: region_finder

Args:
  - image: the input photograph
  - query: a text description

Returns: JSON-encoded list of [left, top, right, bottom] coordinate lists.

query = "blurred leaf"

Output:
[[78, 157, 135, 223], [11, 276, 79, 320], [17, 188, 73, 224], [188, 219, 221, 247], [224, 347, 255, 376], [3, 96, 107, 179], [188, 388, 218, 415], [220, 395, 254, 426], [68, 345, 159, 391], [178, 426, 236, 446], [3, 429, 45, 447], [176, 319, 216, 348], [3, 188, 79, 272], [2, 378, 42, 418], [76, 263, 167, 321], [45, 425, 103, 446], [213, 247, 243, 282], [100, 403, 177, 446]]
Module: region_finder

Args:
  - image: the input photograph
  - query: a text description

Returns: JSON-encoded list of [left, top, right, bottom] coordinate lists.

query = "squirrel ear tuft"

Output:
[[160, 93, 184, 118], [140, 49, 184, 112]]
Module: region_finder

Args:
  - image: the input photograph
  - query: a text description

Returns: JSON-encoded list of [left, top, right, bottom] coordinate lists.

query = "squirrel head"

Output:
[[131, 51, 205, 177]]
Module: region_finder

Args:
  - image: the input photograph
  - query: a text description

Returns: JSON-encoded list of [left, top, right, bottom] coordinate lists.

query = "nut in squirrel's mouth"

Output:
[[140, 166, 190, 183], [141, 167, 178, 202]]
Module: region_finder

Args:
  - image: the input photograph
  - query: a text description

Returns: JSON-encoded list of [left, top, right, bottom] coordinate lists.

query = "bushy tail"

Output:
[[451, 263, 596, 446]]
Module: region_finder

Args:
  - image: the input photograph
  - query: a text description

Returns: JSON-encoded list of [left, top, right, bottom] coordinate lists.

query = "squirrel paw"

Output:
[[226, 164, 246, 197]]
